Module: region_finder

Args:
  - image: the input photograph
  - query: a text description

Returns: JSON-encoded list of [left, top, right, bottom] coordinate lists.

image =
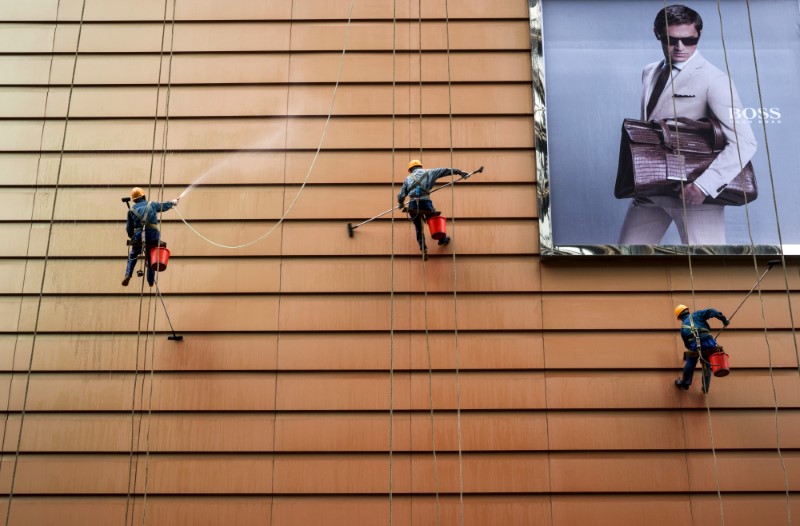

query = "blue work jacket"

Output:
[[397, 167, 463, 206], [126, 199, 175, 238]]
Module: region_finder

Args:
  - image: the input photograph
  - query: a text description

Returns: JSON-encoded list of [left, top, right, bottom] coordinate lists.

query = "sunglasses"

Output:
[[659, 34, 700, 46]]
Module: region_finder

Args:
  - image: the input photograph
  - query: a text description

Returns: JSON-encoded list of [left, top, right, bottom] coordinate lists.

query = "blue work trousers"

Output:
[[125, 230, 160, 286], [407, 200, 436, 251], [681, 340, 717, 392]]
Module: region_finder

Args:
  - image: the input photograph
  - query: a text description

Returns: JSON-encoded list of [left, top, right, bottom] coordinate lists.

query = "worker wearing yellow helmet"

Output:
[[397, 160, 469, 260], [674, 304, 729, 393], [123, 187, 180, 287]]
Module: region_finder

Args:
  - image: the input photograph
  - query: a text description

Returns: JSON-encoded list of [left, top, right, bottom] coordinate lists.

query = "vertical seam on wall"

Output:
[[389, 0, 398, 522]]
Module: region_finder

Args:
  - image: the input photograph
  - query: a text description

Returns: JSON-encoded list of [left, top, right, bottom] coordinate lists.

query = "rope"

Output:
[[442, 0, 465, 523], [528, 7, 555, 521], [421, 249, 441, 526], [740, 1, 795, 520], [139, 1, 179, 523], [269, 0, 295, 522], [0, 0, 63, 480], [668, 271, 696, 525], [173, 3, 356, 251], [123, 0, 175, 520], [414, 6, 441, 524], [659, 1, 725, 520], [3, 1, 87, 524], [742, 0, 800, 372]]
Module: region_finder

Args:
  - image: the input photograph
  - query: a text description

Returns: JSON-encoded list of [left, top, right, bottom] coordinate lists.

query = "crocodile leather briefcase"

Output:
[[615, 117, 757, 206]]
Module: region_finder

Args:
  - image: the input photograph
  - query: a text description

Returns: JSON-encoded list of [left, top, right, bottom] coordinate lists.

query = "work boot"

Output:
[[438, 236, 451, 246], [674, 379, 689, 390], [121, 275, 131, 286]]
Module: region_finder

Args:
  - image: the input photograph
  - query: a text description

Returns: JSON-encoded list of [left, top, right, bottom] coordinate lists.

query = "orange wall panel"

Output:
[[2, 0, 797, 522], [2, 373, 277, 411], [0, 150, 536, 186], [2, 413, 276, 452]]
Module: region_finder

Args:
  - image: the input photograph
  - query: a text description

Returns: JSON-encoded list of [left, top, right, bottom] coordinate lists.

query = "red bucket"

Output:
[[427, 215, 447, 240], [149, 247, 170, 272], [708, 351, 730, 377]]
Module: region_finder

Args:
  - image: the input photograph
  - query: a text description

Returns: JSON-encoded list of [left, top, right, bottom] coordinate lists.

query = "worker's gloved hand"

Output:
[[722, 318, 730, 327], [171, 199, 179, 206]]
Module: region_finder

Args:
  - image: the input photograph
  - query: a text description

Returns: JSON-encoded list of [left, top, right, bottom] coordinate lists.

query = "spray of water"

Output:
[[178, 131, 283, 199], [179, 168, 216, 199]]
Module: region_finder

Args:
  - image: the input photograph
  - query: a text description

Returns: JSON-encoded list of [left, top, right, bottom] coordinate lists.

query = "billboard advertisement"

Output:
[[533, 0, 800, 255]]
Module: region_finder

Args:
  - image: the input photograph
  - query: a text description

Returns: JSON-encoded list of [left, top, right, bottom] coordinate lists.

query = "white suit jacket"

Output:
[[641, 52, 757, 198]]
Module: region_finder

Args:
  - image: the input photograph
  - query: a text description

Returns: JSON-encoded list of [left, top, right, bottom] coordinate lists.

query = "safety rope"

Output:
[[420, 245, 441, 526], [538, 270, 555, 524], [659, 1, 725, 520], [662, 2, 795, 523], [415, 5, 441, 524], [269, 0, 296, 522], [3, 1, 86, 524], [172, 4, 356, 251], [742, 0, 800, 372], [739, 1, 795, 520], [528, 7, 555, 521], [442, 1, 466, 523], [123, 0, 175, 522], [138, 2, 179, 524], [715, 2, 793, 521], [0, 0, 63, 479]]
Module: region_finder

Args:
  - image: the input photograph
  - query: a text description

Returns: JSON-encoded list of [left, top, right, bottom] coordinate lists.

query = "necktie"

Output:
[[646, 64, 673, 119]]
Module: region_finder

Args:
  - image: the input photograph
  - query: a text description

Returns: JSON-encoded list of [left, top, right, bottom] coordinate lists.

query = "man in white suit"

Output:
[[618, 4, 756, 244]]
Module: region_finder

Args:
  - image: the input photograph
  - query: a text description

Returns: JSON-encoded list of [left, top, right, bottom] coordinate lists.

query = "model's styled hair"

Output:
[[654, 5, 703, 36]]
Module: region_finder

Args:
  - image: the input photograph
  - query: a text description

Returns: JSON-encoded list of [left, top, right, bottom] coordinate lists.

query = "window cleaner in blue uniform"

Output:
[[674, 304, 729, 393], [122, 187, 179, 287], [397, 160, 469, 260]]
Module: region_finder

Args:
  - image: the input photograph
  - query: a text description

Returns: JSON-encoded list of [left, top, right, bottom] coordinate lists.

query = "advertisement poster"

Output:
[[534, 0, 800, 255]]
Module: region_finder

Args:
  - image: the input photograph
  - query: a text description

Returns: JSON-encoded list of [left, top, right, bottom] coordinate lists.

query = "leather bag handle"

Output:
[[656, 119, 672, 148], [654, 117, 724, 152]]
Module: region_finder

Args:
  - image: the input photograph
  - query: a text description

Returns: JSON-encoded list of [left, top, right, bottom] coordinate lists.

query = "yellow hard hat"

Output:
[[407, 159, 423, 171], [130, 187, 146, 200], [674, 304, 689, 319]]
